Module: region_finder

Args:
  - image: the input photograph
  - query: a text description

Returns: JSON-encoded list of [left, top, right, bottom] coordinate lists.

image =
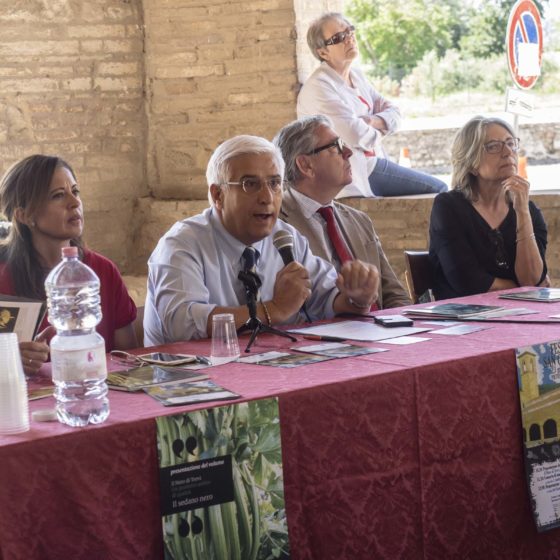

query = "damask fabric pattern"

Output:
[[280, 352, 558, 559], [4, 294, 560, 559]]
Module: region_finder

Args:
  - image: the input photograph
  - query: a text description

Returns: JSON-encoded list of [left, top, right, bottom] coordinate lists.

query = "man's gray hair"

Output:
[[307, 12, 352, 61], [451, 115, 516, 201], [273, 115, 333, 183], [206, 135, 285, 204]]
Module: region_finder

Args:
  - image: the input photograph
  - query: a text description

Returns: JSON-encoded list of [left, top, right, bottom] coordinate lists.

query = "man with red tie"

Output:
[[274, 115, 411, 309]]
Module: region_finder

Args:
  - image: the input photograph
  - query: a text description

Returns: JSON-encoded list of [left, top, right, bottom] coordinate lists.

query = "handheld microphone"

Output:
[[273, 231, 296, 265], [273, 230, 312, 322]]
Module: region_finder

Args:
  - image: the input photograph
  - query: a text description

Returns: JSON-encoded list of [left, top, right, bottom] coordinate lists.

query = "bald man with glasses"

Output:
[[143, 134, 380, 345], [275, 115, 411, 309]]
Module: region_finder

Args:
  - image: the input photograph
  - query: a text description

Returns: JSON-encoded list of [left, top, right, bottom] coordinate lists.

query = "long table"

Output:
[[3, 291, 560, 559]]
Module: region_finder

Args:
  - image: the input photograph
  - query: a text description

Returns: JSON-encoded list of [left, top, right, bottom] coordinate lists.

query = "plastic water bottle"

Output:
[[45, 246, 109, 427]]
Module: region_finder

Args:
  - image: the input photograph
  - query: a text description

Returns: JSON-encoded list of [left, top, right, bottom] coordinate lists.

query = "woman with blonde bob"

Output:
[[429, 115, 548, 300], [0, 154, 138, 375]]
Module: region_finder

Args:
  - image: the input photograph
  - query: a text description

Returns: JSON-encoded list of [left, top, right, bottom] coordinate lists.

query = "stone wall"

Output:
[[0, 1, 146, 270]]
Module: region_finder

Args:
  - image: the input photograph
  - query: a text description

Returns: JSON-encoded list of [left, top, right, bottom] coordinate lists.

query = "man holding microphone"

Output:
[[143, 134, 380, 345]]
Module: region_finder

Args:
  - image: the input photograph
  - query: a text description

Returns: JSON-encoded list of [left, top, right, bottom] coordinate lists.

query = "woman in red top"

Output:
[[0, 154, 137, 375]]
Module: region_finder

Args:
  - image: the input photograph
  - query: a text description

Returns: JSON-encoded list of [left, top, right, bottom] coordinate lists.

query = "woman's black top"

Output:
[[429, 190, 547, 300]]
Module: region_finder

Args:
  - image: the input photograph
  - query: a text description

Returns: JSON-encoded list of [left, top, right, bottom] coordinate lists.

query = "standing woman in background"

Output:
[[429, 116, 548, 300], [0, 155, 138, 375], [297, 12, 448, 198]]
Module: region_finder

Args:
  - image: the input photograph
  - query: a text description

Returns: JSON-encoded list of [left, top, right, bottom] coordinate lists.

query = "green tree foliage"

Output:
[[349, 0, 549, 79], [348, 0, 466, 80], [460, 0, 548, 59]]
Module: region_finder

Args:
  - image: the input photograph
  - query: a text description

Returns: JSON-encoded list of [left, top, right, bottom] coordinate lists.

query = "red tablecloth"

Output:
[[3, 291, 560, 559]]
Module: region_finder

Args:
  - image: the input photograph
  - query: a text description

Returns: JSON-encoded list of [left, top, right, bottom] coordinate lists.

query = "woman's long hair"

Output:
[[0, 155, 83, 299]]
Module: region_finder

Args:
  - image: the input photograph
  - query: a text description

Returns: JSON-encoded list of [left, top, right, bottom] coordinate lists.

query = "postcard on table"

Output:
[[501, 288, 560, 302], [429, 324, 490, 336], [237, 351, 332, 368], [144, 379, 239, 406], [403, 303, 504, 320], [293, 342, 388, 358], [28, 385, 54, 401], [381, 336, 431, 345], [107, 365, 209, 392]]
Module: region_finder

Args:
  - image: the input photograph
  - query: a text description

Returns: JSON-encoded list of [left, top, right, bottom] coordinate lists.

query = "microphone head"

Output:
[[273, 230, 294, 251]]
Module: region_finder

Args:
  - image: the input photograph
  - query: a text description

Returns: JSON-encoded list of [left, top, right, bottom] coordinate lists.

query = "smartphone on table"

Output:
[[373, 315, 414, 328]]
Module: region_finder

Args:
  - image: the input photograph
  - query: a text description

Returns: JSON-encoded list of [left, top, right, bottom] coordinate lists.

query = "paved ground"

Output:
[[433, 163, 560, 192], [404, 107, 560, 131], [407, 109, 560, 191]]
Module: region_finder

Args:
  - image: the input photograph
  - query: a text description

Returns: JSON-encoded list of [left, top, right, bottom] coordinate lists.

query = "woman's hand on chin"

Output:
[[502, 174, 530, 211]]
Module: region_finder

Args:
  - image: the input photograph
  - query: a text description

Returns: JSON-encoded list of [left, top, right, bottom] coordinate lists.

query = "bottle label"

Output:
[[51, 345, 107, 383]]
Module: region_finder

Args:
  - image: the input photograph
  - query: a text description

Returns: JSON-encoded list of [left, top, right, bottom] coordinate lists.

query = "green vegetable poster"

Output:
[[156, 398, 290, 559]]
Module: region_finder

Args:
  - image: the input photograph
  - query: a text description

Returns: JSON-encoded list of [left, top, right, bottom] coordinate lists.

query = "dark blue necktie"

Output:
[[243, 246, 258, 273]]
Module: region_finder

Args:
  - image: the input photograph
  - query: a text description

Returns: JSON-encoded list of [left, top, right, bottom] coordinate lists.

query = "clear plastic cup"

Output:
[[210, 313, 240, 365], [0, 333, 30, 434]]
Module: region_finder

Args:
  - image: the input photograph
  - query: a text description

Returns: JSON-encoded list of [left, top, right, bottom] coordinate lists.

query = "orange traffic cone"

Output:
[[518, 155, 528, 179], [399, 147, 411, 168]]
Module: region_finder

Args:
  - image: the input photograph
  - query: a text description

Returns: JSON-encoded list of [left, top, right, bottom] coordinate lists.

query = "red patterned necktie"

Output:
[[317, 206, 378, 311], [317, 206, 353, 264]]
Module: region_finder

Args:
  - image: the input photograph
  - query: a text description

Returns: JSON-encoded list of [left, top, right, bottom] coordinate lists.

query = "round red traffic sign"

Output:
[[506, 0, 543, 90]]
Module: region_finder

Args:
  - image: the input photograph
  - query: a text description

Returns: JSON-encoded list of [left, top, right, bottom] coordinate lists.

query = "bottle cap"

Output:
[[61, 246, 78, 258], [32, 408, 58, 422]]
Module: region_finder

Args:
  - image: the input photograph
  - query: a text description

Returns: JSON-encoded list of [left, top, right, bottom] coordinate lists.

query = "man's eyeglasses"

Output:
[[483, 138, 520, 154], [225, 177, 283, 195], [306, 137, 346, 156], [324, 25, 355, 46]]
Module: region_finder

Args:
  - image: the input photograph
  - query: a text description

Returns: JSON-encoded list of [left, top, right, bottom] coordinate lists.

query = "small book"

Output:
[[28, 385, 54, 401], [0, 294, 47, 341], [107, 365, 209, 392], [499, 288, 560, 302], [404, 303, 504, 319], [144, 379, 240, 406]]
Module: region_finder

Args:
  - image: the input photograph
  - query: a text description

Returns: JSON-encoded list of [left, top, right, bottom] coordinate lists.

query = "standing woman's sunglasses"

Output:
[[324, 26, 356, 46]]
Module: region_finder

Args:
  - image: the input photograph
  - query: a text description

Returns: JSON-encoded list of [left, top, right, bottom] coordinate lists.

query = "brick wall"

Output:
[[0, 1, 147, 270], [143, 0, 300, 201]]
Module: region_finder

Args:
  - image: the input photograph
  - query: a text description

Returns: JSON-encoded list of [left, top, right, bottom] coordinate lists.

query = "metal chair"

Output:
[[404, 250, 435, 303]]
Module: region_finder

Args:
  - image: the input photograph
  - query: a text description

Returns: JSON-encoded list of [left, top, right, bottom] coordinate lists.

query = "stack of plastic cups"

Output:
[[0, 333, 30, 435]]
